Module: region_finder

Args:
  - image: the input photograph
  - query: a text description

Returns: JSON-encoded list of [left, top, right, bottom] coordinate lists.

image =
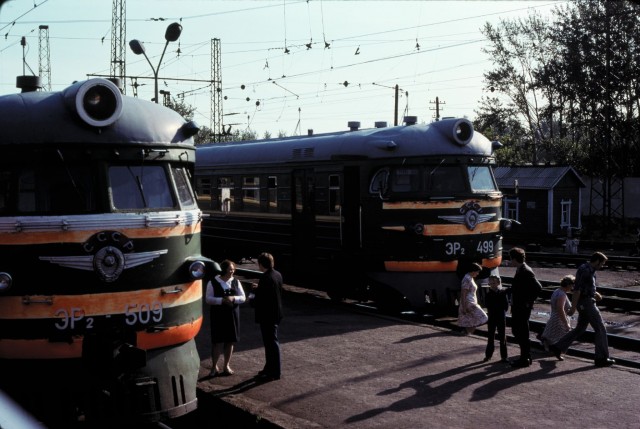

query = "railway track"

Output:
[[236, 266, 640, 370], [507, 251, 640, 271]]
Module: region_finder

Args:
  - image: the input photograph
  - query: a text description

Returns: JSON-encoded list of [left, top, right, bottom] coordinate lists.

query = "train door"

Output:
[[291, 169, 316, 275], [342, 166, 361, 251]]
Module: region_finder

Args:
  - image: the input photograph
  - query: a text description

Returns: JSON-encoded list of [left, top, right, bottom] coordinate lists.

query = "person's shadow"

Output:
[[345, 360, 590, 424]]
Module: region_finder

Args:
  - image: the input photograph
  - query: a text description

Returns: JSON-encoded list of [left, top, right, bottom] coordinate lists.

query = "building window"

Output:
[[560, 199, 572, 227], [504, 197, 519, 222], [329, 174, 340, 215]]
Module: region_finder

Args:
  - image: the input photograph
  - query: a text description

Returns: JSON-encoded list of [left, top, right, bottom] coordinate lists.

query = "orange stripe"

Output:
[[137, 317, 202, 350], [383, 199, 501, 210], [384, 260, 458, 272], [422, 222, 499, 235], [0, 317, 203, 359], [384, 255, 502, 272], [0, 223, 201, 245], [0, 281, 202, 319]]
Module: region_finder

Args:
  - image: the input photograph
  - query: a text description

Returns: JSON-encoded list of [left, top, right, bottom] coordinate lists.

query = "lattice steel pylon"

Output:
[[110, 0, 126, 93], [211, 38, 223, 142], [38, 25, 51, 91]]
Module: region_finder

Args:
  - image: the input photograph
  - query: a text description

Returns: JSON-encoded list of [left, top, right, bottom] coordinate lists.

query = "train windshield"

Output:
[[370, 164, 497, 196], [0, 163, 97, 215], [109, 165, 176, 210], [468, 166, 497, 192]]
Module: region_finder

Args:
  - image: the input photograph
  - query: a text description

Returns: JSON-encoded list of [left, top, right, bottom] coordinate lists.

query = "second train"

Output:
[[195, 117, 514, 313]]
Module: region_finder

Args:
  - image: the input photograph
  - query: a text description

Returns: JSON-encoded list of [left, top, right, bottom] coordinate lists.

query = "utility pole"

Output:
[[429, 96, 445, 121], [110, 0, 126, 93], [211, 38, 223, 142], [38, 25, 51, 91]]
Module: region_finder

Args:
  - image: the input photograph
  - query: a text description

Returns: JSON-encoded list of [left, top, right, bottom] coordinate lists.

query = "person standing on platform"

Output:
[[508, 247, 542, 368], [457, 262, 488, 335], [538, 275, 574, 354], [251, 252, 284, 381], [484, 275, 509, 363], [550, 252, 615, 367], [205, 259, 246, 377]]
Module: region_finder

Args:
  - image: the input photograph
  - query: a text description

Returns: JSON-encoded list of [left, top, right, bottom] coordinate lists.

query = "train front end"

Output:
[[362, 118, 509, 312], [0, 79, 214, 427]]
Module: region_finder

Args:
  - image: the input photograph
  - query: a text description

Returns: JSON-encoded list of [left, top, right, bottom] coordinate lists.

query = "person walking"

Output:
[[457, 262, 488, 335], [251, 252, 284, 381], [484, 275, 509, 363], [538, 275, 574, 354], [508, 247, 542, 368], [205, 259, 246, 377], [550, 252, 615, 367]]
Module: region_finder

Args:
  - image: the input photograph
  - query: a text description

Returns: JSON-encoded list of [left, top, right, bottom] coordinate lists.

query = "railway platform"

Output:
[[190, 270, 640, 429]]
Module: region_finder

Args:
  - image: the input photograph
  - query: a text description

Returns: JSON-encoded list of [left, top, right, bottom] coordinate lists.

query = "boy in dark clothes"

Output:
[[484, 275, 510, 362]]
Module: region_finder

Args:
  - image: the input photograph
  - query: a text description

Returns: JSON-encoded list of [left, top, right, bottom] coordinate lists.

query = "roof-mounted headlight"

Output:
[[0, 272, 12, 291], [63, 78, 123, 127]]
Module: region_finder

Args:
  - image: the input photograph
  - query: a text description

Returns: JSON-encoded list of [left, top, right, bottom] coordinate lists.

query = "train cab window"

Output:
[[369, 168, 389, 195], [268, 176, 278, 212], [6, 163, 97, 215], [391, 168, 420, 192], [172, 167, 197, 209], [468, 166, 497, 192], [109, 165, 175, 210], [0, 171, 8, 213], [428, 166, 466, 193], [242, 176, 260, 212], [329, 174, 341, 214]]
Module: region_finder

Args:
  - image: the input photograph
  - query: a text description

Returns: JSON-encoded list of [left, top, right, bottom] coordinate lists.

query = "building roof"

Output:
[[493, 165, 586, 190]]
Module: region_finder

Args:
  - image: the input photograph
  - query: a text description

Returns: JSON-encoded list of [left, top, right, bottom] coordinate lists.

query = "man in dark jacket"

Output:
[[252, 252, 284, 380], [508, 247, 542, 368]]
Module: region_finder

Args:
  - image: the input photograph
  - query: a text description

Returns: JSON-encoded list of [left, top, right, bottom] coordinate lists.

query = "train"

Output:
[[0, 77, 218, 428], [195, 117, 515, 313]]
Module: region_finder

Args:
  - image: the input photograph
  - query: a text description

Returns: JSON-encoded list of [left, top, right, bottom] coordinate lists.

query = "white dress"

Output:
[[457, 274, 488, 328]]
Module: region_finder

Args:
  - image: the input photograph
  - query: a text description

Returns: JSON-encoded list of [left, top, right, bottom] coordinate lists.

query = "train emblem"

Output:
[[438, 201, 495, 231], [39, 231, 167, 283]]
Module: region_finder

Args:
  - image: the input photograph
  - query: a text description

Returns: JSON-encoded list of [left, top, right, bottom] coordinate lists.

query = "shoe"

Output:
[[256, 372, 280, 381], [221, 368, 235, 376], [549, 344, 563, 361], [510, 359, 531, 368], [500, 358, 509, 363], [594, 358, 615, 367], [209, 368, 220, 377], [483, 356, 491, 363]]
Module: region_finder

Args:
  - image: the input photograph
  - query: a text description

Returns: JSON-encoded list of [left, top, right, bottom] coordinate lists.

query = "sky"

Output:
[[0, 0, 566, 138]]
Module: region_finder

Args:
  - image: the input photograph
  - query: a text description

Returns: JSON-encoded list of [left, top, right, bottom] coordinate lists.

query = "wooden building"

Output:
[[493, 166, 586, 238]]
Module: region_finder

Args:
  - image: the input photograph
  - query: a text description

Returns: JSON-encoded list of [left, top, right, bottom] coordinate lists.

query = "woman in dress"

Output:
[[457, 262, 489, 335], [205, 259, 246, 376], [539, 275, 574, 356]]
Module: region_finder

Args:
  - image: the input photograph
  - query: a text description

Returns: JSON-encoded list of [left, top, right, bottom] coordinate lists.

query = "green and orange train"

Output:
[[0, 78, 217, 427], [195, 117, 514, 313]]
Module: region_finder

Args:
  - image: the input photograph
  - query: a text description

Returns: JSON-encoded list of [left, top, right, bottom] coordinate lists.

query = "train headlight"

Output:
[[500, 218, 521, 232], [63, 78, 123, 128], [0, 272, 12, 291], [189, 261, 206, 280]]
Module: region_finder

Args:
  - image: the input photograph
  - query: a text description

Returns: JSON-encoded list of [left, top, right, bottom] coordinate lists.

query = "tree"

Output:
[[479, 0, 640, 176]]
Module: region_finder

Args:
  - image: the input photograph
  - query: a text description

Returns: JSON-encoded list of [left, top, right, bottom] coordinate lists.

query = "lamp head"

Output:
[[165, 22, 182, 42], [129, 39, 146, 55]]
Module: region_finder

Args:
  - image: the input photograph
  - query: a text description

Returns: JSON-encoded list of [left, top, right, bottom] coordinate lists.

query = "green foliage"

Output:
[[478, 0, 640, 176]]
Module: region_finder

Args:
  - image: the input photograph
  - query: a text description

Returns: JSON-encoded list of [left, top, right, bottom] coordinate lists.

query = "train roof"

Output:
[[196, 118, 499, 167], [0, 79, 196, 147]]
